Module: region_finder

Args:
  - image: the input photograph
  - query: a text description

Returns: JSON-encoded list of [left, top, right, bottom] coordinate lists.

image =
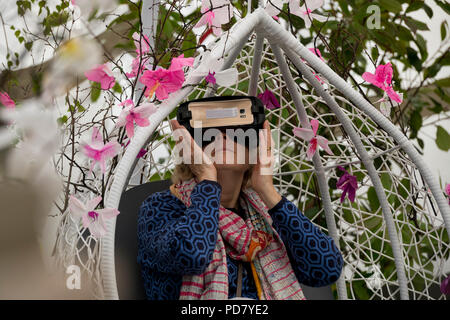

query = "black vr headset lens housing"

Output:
[[176, 96, 266, 149]]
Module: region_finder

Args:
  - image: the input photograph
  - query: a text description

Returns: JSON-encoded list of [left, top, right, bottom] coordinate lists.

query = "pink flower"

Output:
[[290, 0, 326, 28], [169, 54, 194, 71], [69, 195, 119, 238], [139, 67, 184, 100], [205, 71, 217, 85], [126, 33, 153, 79], [138, 54, 192, 99], [126, 55, 151, 78], [446, 183, 450, 205], [0, 91, 15, 109], [336, 166, 358, 203], [258, 89, 280, 110], [362, 62, 402, 104], [293, 118, 333, 159], [85, 63, 116, 90], [81, 127, 121, 174], [132, 32, 150, 55], [194, 0, 234, 37], [116, 99, 157, 138]]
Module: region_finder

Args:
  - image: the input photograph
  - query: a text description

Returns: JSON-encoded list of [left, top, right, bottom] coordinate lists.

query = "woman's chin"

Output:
[[211, 151, 248, 169]]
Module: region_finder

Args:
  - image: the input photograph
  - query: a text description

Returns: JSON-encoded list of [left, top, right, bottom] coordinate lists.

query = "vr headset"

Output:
[[176, 95, 266, 149]]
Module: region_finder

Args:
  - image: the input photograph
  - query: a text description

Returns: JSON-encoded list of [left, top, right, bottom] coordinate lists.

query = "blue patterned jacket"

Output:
[[137, 180, 343, 299]]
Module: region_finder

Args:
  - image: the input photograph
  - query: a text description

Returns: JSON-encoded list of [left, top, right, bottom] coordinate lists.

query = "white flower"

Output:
[[289, 0, 327, 28], [185, 52, 238, 87], [377, 92, 403, 117], [42, 37, 103, 98], [71, 0, 118, 19], [69, 195, 119, 238]]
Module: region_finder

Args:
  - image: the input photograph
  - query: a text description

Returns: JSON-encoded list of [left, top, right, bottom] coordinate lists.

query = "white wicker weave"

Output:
[[57, 7, 450, 300]]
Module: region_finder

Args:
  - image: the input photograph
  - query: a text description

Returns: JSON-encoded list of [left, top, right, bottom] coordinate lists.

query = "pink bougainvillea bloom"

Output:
[[132, 32, 151, 55], [441, 275, 450, 295], [0, 91, 15, 109], [116, 99, 157, 138], [194, 0, 234, 37], [69, 195, 119, 238], [290, 0, 326, 28], [362, 62, 403, 104], [446, 183, 450, 205], [293, 118, 333, 159], [376, 92, 403, 117], [85, 63, 116, 90], [336, 166, 358, 203], [258, 89, 280, 110], [139, 67, 185, 100], [126, 55, 151, 79], [126, 33, 153, 79], [81, 127, 121, 174], [205, 71, 217, 85], [169, 54, 194, 71]]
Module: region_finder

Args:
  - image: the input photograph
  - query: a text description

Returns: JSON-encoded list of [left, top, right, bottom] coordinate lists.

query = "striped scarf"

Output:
[[169, 178, 306, 300]]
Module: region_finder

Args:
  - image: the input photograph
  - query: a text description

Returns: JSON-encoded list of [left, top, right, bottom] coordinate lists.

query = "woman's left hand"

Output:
[[250, 120, 282, 209]]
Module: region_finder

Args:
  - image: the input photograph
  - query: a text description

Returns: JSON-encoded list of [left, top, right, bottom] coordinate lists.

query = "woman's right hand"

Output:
[[170, 120, 217, 182]]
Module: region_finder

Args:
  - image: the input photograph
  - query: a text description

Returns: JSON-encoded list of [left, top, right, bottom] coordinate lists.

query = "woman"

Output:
[[137, 117, 343, 300]]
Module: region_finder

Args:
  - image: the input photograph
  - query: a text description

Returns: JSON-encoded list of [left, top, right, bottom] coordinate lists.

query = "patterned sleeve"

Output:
[[137, 180, 221, 275], [268, 196, 344, 287]]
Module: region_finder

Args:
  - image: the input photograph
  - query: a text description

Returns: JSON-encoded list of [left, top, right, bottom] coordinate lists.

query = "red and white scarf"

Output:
[[169, 178, 306, 300]]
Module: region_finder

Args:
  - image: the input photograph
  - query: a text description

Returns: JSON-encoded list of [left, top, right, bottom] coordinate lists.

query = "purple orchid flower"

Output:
[[336, 166, 358, 203], [258, 89, 280, 110], [205, 71, 217, 85], [441, 275, 450, 295]]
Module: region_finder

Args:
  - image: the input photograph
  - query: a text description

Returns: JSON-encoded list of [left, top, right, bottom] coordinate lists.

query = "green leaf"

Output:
[[24, 41, 33, 51], [404, 17, 430, 33], [90, 82, 101, 102], [415, 34, 428, 61], [406, 1, 423, 13], [380, 172, 392, 190], [406, 47, 422, 71], [435, 0, 450, 15], [45, 11, 69, 27], [57, 115, 68, 125], [441, 21, 448, 41], [423, 3, 434, 18], [409, 109, 423, 137], [378, 0, 402, 13], [435, 78, 450, 87], [112, 82, 122, 93], [368, 187, 380, 211], [436, 126, 450, 151]]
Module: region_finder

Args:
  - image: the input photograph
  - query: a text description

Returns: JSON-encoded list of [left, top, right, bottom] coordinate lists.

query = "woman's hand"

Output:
[[170, 120, 217, 182], [250, 120, 282, 209]]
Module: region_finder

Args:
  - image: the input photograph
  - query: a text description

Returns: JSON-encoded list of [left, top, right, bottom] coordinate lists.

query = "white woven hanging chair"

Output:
[[56, 7, 450, 300]]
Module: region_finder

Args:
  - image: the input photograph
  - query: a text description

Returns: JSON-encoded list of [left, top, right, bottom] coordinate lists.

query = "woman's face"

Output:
[[202, 131, 252, 173]]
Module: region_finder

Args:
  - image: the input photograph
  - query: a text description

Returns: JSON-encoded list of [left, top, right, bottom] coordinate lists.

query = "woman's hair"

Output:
[[171, 163, 255, 189]]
